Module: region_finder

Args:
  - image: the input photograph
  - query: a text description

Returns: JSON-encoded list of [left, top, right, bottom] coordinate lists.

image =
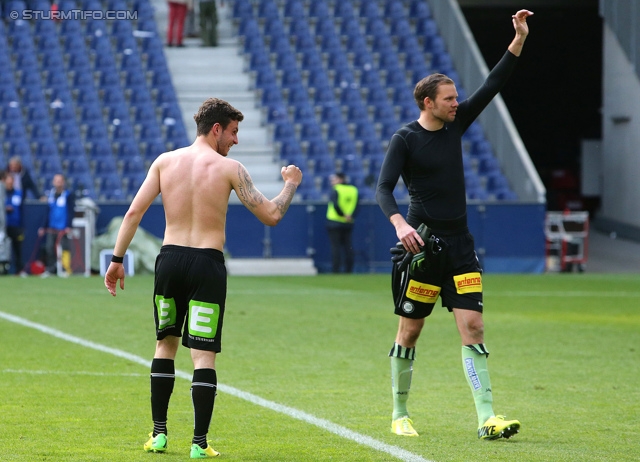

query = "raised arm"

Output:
[[508, 9, 533, 57], [233, 163, 302, 226]]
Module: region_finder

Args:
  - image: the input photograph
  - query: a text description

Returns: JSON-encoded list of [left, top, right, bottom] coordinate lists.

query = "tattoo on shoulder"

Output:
[[236, 165, 264, 208], [273, 183, 297, 215]]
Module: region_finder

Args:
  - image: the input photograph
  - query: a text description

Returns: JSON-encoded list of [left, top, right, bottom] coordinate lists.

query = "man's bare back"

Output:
[[105, 100, 302, 296]]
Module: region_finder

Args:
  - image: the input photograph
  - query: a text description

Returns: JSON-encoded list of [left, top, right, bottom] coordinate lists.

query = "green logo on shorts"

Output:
[[188, 301, 220, 339], [155, 295, 177, 328]]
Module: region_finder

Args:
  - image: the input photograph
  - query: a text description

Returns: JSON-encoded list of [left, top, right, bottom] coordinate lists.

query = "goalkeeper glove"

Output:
[[410, 251, 427, 274], [390, 242, 412, 273]]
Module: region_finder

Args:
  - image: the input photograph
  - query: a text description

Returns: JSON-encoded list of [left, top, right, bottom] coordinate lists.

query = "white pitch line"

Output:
[[0, 310, 431, 462]]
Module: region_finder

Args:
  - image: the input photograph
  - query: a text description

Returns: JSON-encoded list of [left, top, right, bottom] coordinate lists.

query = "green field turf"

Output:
[[1, 273, 638, 461]]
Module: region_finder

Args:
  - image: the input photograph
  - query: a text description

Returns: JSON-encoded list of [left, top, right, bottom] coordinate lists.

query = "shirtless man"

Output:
[[104, 98, 302, 459]]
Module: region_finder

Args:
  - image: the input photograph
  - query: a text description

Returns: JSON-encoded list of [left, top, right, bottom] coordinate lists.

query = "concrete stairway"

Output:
[[149, 0, 286, 201], [147, 1, 316, 275]]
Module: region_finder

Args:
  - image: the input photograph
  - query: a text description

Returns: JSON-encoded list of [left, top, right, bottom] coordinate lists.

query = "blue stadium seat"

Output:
[[299, 120, 323, 141], [305, 136, 330, 159], [120, 155, 146, 176], [265, 19, 287, 41], [231, 0, 253, 19], [409, 0, 432, 19], [360, 139, 384, 158], [112, 143, 139, 164], [341, 154, 365, 178], [283, 0, 305, 19], [66, 157, 91, 176], [33, 141, 59, 160], [308, 1, 330, 18], [88, 141, 114, 161], [293, 103, 316, 124], [238, 17, 260, 39], [61, 142, 87, 160], [288, 89, 311, 112], [97, 173, 125, 201], [279, 136, 303, 160], [334, 1, 355, 20], [334, 140, 359, 160], [310, 155, 335, 176], [359, 1, 382, 19], [38, 157, 63, 177], [93, 157, 118, 176], [133, 0, 156, 21], [281, 67, 304, 90], [417, 18, 439, 40], [56, 172, 90, 195], [141, 140, 167, 162], [384, 1, 407, 21], [257, 0, 279, 20], [347, 98, 370, 121]]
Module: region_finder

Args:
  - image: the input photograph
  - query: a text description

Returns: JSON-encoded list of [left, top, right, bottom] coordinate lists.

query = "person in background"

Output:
[[326, 172, 359, 273], [3, 173, 26, 275], [167, 0, 193, 47], [0, 171, 7, 275], [104, 98, 302, 458], [198, 0, 218, 47], [38, 174, 75, 277], [6, 156, 43, 200], [376, 9, 533, 441]]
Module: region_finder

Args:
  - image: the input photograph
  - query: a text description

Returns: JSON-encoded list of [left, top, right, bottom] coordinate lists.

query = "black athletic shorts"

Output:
[[153, 245, 226, 352], [391, 229, 483, 319]]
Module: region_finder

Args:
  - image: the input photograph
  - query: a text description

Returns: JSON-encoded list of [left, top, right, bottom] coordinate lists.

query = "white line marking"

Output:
[[0, 311, 430, 462]]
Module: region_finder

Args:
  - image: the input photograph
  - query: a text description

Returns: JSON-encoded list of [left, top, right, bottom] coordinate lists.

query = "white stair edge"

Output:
[[226, 258, 317, 276]]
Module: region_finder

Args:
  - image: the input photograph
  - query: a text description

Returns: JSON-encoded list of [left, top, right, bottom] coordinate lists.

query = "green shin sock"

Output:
[[462, 344, 495, 426], [390, 343, 415, 420]]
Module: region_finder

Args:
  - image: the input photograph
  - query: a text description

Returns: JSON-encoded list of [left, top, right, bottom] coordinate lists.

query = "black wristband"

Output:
[[111, 255, 124, 263]]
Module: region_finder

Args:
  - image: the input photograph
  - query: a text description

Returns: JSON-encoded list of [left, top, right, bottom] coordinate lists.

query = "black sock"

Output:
[[193, 434, 207, 449], [191, 368, 217, 448], [150, 358, 175, 436]]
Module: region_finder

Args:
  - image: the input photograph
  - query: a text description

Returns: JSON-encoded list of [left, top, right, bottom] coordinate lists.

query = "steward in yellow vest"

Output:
[[326, 173, 359, 273]]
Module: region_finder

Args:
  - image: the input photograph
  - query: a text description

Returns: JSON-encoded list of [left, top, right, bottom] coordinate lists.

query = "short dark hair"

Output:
[[194, 98, 245, 136], [334, 172, 347, 182], [413, 74, 455, 110]]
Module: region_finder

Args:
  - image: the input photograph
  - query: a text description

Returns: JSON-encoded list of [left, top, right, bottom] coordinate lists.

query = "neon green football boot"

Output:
[[143, 432, 167, 453], [478, 415, 521, 440], [391, 416, 419, 436], [190, 443, 220, 458]]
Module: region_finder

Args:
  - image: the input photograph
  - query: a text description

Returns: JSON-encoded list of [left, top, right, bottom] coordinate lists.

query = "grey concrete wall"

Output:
[[600, 25, 640, 231]]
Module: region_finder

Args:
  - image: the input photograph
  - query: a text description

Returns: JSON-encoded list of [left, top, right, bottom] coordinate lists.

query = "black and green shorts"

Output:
[[153, 245, 226, 352], [391, 230, 483, 319]]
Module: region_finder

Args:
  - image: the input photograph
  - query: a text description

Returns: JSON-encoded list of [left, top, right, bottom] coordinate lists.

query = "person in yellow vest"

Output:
[[326, 172, 359, 273]]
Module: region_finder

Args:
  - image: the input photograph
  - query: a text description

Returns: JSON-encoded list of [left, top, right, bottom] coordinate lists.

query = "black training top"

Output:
[[376, 50, 519, 233]]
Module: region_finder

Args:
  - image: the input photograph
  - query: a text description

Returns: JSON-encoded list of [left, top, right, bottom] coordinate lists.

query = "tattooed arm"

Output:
[[233, 163, 302, 226]]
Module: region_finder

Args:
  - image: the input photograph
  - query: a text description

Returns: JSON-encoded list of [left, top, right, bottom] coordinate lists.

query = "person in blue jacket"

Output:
[[38, 174, 75, 277]]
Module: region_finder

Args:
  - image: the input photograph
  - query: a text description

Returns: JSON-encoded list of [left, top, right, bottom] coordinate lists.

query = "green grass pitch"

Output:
[[1, 273, 638, 461]]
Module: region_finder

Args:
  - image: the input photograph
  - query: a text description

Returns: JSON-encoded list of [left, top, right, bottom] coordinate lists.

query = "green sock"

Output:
[[462, 344, 495, 426], [389, 343, 415, 420]]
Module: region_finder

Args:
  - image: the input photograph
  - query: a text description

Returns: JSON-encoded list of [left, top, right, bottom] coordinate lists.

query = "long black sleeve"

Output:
[[376, 50, 519, 232]]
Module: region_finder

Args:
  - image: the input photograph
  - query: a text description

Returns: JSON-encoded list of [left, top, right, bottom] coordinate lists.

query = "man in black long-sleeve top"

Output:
[[376, 9, 533, 440]]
